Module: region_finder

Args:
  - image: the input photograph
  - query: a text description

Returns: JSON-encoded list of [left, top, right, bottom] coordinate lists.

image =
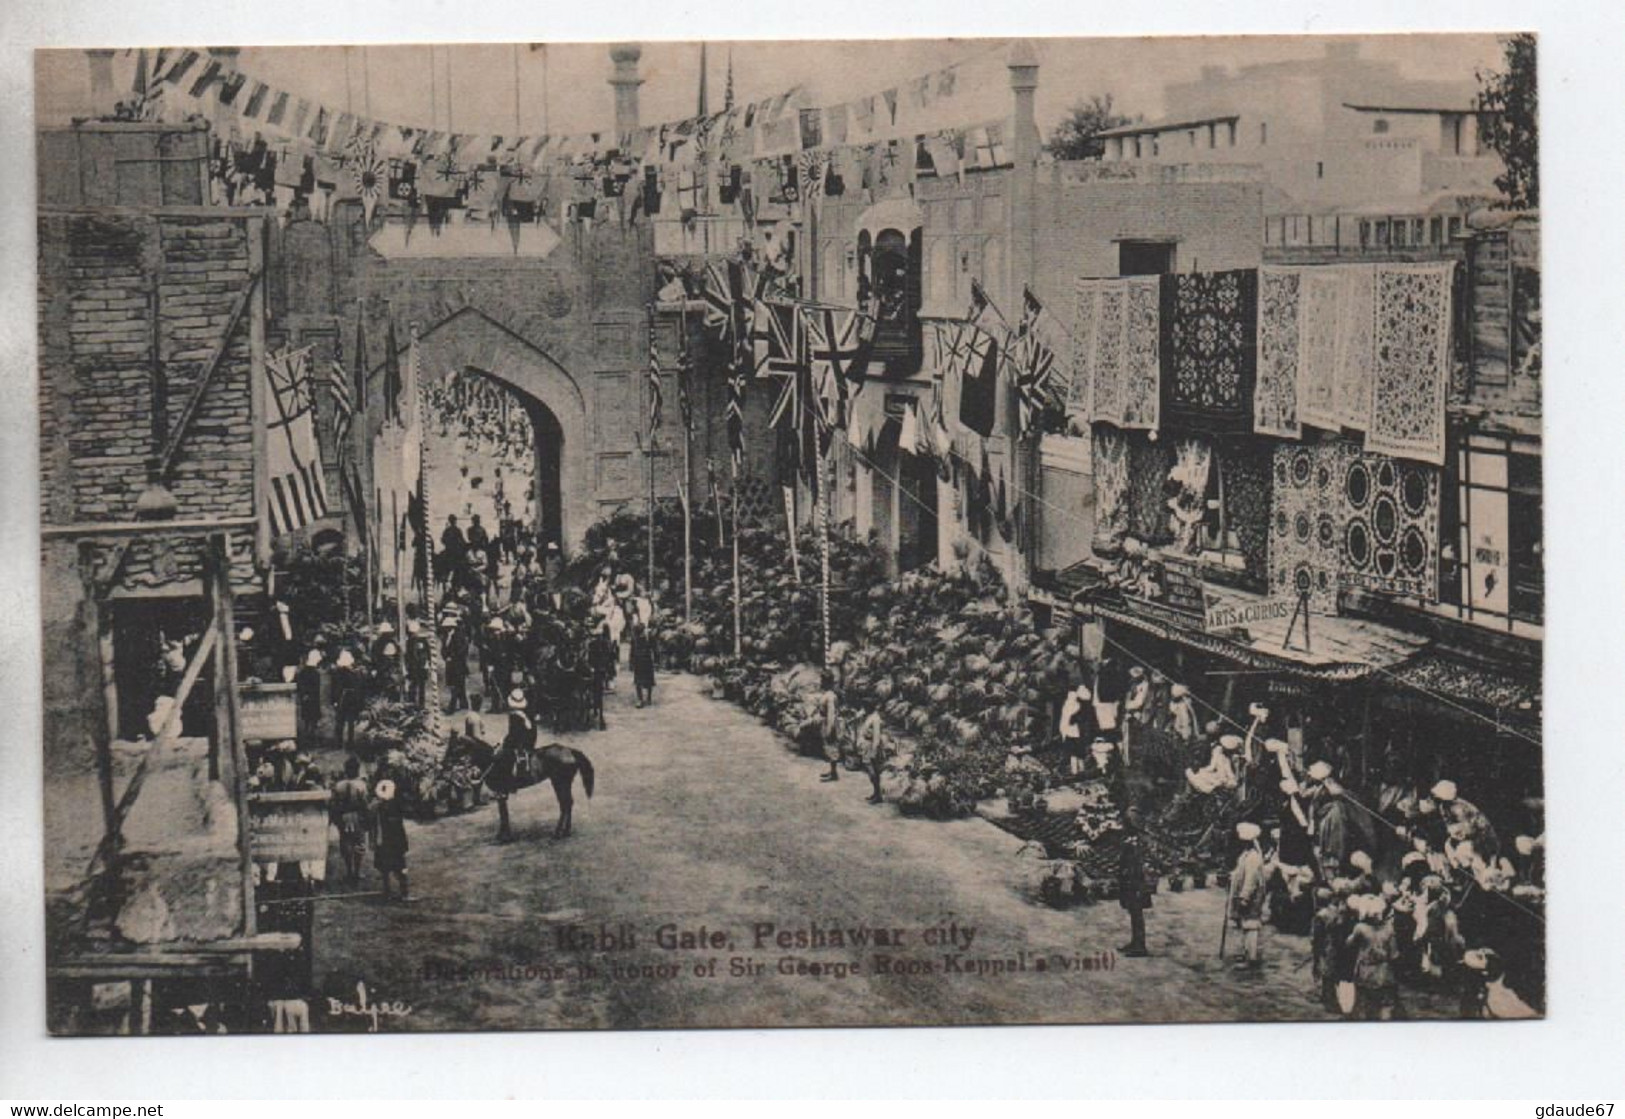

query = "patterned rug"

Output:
[[1254, 266, 1302, 438], [1071, 277, 1160, 430], [1269, 442, 1349, 614], [1160, 269, 1258, 434], [1365, 262, 1455, 465], [1337, 449, 1441, 601], [1332, 264, 1377, 431], [1270, 441, 1442, 611], [1296, 268, 1344, 432]]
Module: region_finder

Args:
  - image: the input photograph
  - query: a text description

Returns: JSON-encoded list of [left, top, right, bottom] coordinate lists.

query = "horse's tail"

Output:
[[576, 751, 595, 799]]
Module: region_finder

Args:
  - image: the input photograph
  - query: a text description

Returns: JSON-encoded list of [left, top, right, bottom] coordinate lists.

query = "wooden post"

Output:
[[819, 449, 831, 669], [731, 456, 742, 659], [208, 533, 255, 941], [393, 489, 407, 684], [784, 484, 801, 583], [247, 219, 270, 568], [680, 308, 693, 623], [80, 542, 119, 857]]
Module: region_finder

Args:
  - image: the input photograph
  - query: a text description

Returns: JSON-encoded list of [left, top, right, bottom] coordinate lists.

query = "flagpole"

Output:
[[818, 446, 831, 671], [731, 456, 742, 660], [417, 341, 444, 740], [680, 305, 693, 623], [393, 488, 407, 686], [785, 482, 801, 584]]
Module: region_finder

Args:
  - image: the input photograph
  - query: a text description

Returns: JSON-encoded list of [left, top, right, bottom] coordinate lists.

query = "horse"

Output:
[[464, 736, 596, 840]]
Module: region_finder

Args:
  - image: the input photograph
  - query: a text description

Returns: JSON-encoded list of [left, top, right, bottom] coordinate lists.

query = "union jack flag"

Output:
[[1012, 286, 1062, 435], [804, 304, 873, 438], [755, 300, 807, 431]]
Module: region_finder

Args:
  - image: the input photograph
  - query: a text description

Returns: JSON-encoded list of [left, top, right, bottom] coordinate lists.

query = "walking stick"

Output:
[[1219, 881, 1232, 960]]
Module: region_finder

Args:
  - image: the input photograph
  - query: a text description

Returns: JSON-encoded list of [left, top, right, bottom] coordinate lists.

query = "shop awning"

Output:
[[1093, 598, 1428, 681], [1378, 650, 1542, 741]]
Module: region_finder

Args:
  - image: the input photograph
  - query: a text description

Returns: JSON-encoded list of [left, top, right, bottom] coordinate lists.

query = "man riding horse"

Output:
[[478, 687, 597, 842], [489, 688, 537, 842]]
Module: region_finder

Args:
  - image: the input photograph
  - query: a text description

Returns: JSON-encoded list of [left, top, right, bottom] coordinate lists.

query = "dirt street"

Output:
[[312, 673, 1438, 1030]]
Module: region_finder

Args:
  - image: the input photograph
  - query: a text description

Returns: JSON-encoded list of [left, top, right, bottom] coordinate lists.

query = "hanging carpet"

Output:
[[1365, 262, 1454, 466], [1254, 266, 1302, 438], [1071, 276, 1160, 430], [1160, 268, 1258, 434]]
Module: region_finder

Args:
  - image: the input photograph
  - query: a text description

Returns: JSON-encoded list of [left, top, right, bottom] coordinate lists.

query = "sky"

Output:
[[36, 35, 1509, 141]]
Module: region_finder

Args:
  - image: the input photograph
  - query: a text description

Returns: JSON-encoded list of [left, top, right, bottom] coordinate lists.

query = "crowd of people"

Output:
[[1056, 648, 1545, 1019], [433, 514, 660, 730]]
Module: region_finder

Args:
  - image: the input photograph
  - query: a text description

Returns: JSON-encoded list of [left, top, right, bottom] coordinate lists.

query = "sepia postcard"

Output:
[[34, 33, 1543, 1035]]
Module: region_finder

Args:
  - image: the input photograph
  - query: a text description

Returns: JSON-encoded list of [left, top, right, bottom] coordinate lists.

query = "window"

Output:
[[1458, 437, 1543, 630], [1373, 118, 1390, 134], [1119, 240, 1176, 276], [1208, 123, 1218, 149], [1259, 122, 1268, 145], [1507, 454, 1543, 623], [1316, 161, 1325, 179], [1188, 130, 1198, 147]]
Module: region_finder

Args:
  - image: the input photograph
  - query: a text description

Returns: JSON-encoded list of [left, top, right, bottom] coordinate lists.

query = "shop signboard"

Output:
[[239, 683, 297, 743], [248, 791, 331, 866]]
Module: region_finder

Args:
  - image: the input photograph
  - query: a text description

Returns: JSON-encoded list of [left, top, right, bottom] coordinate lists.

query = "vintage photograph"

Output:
[[35, 33, 1542, 1035]]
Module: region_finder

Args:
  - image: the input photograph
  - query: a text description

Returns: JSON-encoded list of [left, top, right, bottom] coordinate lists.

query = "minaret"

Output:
[[697, 42, 709, 117], [609, 43, 643, 135]]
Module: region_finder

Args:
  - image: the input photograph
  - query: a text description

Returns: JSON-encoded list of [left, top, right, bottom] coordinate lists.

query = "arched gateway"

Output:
[[414, 306, 589, 552]]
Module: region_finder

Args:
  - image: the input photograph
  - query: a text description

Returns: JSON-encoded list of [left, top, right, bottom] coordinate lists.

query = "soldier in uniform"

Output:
[[489, 689, 537, 843]]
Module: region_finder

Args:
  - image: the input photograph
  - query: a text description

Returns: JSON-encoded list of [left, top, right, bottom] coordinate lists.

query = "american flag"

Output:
[[647, 304, 662, 443], [264, 345, 330, 537], [328, 347, 354, 451]]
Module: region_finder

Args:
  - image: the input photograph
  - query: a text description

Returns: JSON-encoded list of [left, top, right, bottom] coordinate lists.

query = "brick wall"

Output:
[[38, 207, 265, 762], [39, 209, 262, 587]]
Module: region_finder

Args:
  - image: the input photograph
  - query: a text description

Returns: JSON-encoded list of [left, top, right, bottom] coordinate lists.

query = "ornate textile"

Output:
[[1270, 442, 1348, 614], [1167, 439, 1213, 555], [1071, 277, 1160, 429], [1338, 449, 1440, 601], [1332, 264, 1376, 431], [1218, 445, 1271, 589], [1091, 424, 1130, 547], [1270, 442, 1442, 611], [1160, 269, 1258, 434], [1121, 278, 1162, 429], [1254, 267, 1302, 438], [1365, 263, 1454, 465], [1296, 268, 1344, 432], [1128, 436, 1175, 545]]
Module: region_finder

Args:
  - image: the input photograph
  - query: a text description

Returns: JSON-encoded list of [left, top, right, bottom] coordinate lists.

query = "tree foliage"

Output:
[[1477, 33, 1538, 209], [1047, 94, 1135, 161]]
